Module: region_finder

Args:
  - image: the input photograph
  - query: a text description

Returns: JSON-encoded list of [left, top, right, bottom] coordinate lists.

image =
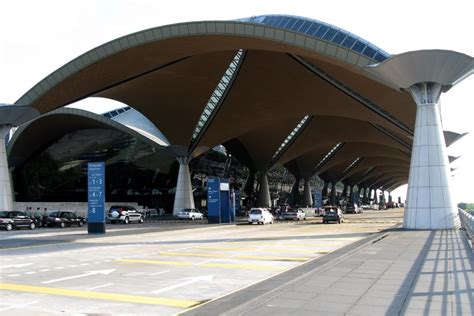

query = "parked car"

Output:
[[345, 203, 361, 214], [178, 209, 204, 220], [0, 211, 36, 231], [248, 208, 274, 225], [44, 211, 86, 228], [282, 209, 306, 221], [322, 207, 344, 224], [108, 205, 144, 224]]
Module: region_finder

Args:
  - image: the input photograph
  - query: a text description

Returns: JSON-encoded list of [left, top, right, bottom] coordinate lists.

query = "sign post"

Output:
[[87, 162, 106, 234], [207, 177, 234, 224]]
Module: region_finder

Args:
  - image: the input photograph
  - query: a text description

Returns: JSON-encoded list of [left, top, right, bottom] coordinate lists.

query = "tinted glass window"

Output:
[[16, 211, 27, 217], [306, 23, 320, 36], [323, 28, 337, 40], [291, 20, 304, 31], [250, 210, 262, 214], [352, 41, 367, 53], [273, 16, 284, 27], [315, 25, 329, 37], [0, 211, 7, 217], [332, 32, 346, 44], [373, 52, 387, 62], [342, 36, 356, 48], [299, 21, 311, 33], [362, 46, 376, 58], [284, 18, 298, 28]]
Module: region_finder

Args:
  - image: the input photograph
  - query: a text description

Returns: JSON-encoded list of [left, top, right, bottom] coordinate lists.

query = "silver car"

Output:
[[108, 206, 144, 224]]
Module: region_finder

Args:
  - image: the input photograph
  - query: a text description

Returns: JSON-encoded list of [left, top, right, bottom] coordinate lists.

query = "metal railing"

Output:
[[459, 208, 474, 242]]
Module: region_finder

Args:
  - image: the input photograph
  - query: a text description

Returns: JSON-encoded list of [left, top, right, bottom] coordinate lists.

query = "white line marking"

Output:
[[7, 274, 20, 277], [0, 301, 39, 312], [152, 275, 214, 294], [93, 261, 101, 264], [85, 282, 114, 291], [42, 269, 116, 284], [24, 271, 36, 275], [79, 263, 90, 266], [68, 265, 77, 268], [0, 263, 33, 269], [54, 267, 64, 270], [150, 270, 171, 276], [39, 269, 50, 272]]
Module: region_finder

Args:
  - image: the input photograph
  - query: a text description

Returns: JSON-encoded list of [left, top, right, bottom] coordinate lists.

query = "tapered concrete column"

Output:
[[342, 184, 348, 199], [291, 176, 301, 205], [404, 83, 459, 229], [0, 126, 13, 212], [373, 189, 378, 204], [303, 177, 313, 207], [243, 169, 256, 197], [258, 171, 271, 207], [322, 182, 328, 197], [173, 157, 195, 216], [330, 182, 337, 205], [363, 50, 471, 229]]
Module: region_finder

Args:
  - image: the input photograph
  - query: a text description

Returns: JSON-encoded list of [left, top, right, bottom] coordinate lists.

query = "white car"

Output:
[[178, 209, 204, 220], [248, 208, 274, 225]]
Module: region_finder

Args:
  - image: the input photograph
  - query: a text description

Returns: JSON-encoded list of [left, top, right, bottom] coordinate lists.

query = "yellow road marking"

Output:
[[195, 246, 253, 251], [161, 252, 226, 258], [0, 283, 200, 308], [159, 251, 309, 262], [224, 241, 344, 247], [196, 246, 330, 254], [115, 259, 284, 270], [201, 263, 284, 270], [116, 259, 193, 266], [236, 255, 309, 261]]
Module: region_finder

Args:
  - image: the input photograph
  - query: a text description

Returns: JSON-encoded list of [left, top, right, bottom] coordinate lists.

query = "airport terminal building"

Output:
[[1, 15, 472, 229]]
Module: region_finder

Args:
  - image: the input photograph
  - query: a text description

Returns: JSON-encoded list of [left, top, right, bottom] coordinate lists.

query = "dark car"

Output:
[[45, 211, 86, 228], [322, 207, 344, 224], [0, 211, 36, 231]]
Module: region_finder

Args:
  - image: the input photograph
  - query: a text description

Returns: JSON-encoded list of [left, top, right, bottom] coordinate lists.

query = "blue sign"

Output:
[[88, 162, 105, 223], [207, 178, 220, 223], [314, 190, 322, 208], [207, 177, 233, 224]]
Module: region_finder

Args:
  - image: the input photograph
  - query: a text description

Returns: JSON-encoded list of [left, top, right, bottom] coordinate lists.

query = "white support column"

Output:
[[258, 171, 271, 208], [0, 125, 13, 212], [303, 177, 313, 207], [173, 157, 195, 216], [404, 83, 459, 229]]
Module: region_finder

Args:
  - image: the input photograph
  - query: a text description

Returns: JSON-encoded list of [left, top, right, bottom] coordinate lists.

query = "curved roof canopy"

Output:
[[13, 16, 471, 191]]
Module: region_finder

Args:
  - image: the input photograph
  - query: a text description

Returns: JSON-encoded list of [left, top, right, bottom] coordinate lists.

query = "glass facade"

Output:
[[240, 15, 390, 63]]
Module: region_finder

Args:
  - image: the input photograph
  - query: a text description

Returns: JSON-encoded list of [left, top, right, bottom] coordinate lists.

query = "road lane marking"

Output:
[[115, 259, 284, 270], [39, 269, 50, 272], [150, 270, 171, 276], [235, 255, 309, 262], [7, 274, 20, 277], [195, 246, 253, 251], [201, 263, 284, 270], [159, 251, 309, 262], [151, 275, 214, 294], [0, 300, 39, 312], [116, 259, 193, 266], [161, 252, 226, 258], [86, 283, 114, 291], [0, 283, 200, 308], [0, 263, 33, 269], [42, 269, 115, 284], [24, 271, 36, 275]]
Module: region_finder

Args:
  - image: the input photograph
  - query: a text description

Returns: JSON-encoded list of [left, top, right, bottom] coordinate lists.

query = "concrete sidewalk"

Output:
[[184, 229, 473, 315]]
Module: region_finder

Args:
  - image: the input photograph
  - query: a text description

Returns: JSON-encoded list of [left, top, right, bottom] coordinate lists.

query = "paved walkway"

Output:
[[184, 229, 473, 315]]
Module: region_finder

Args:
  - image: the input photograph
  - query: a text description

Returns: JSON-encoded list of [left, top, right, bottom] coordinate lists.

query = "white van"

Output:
[[248, 208, 274, 225]]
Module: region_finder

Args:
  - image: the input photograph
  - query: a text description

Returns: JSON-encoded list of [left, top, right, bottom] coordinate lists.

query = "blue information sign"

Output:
[[88, 162, 105, 224], [314, 190, 322, 208], [207, 178, 221, 224]]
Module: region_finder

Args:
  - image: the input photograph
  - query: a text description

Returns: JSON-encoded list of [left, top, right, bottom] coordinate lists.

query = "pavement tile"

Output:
[[275, 290, 317, 300], [304, 300, 353, 313], [346, 303, 401, 316], [314, 293, 360, 304], [264, 298, 308, 309]]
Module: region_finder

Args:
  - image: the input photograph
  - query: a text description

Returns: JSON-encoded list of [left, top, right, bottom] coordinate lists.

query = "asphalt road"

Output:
[[0, 209, 404, 315]]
